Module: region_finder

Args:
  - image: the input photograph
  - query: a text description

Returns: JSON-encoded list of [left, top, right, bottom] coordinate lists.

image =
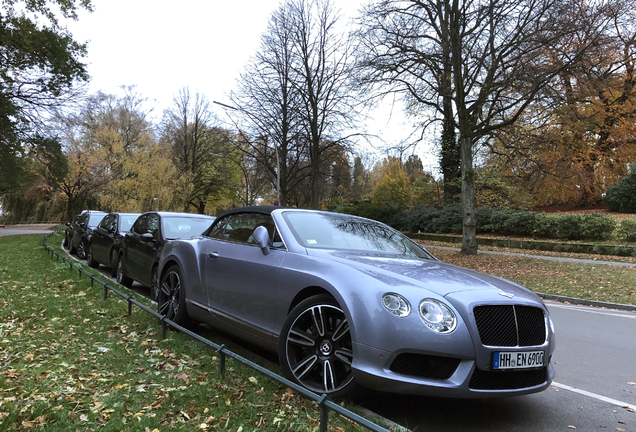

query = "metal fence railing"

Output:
[[41, 232, 391, 432]]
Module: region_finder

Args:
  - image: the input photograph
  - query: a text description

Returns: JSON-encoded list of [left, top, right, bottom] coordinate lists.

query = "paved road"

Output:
[[0, 225, 55, 237], [356, 302, 636, 431]]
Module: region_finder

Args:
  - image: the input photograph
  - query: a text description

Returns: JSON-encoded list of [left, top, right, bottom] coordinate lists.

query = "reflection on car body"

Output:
[[157, 206, 556, 398]]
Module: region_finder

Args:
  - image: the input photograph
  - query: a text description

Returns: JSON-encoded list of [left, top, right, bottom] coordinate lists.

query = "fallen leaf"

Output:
[[80, 414, 88, 422], [567, 426, 576, 429], [249, 377, 258, 384]]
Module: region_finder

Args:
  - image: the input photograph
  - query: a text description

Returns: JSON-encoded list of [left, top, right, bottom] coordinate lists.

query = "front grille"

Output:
[[469, 367, 547, 390], [474, 305, 546, 347], [390, 353, 461, 380]]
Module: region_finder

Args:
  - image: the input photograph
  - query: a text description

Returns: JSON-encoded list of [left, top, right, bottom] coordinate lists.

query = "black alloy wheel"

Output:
[[116, 255, 133, 288], [157, 265, 191, 327], [279, 294, 356, 398], [77, 239, 88, 260]]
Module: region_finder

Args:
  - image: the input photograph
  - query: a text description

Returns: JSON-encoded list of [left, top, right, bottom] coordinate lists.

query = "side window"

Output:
[[131, 215, 147, 235], [98, 215, 113, 231], [207, 215, 234, 240], [77, 213, 88, 226], [208, 213, 278, 245], [147, 215, 159, 235]]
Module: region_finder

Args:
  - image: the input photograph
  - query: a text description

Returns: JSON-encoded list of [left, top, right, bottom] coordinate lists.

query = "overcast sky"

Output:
[[63, 0, 439, 172]]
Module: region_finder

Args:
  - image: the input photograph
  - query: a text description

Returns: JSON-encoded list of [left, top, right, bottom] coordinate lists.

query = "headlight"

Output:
[[382, 293, 411, 318], [419, 299, 456, 333]]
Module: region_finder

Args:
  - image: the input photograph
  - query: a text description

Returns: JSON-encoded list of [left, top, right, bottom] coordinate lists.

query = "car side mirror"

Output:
[[65, 222, 71, 227], [141, 232, 155, 241], [79, 222, 86, 228], [253, 226, 271, 255]]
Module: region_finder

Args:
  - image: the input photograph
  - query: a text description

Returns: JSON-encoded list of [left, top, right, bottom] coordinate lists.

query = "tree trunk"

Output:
[[460, 134, 477, 255]]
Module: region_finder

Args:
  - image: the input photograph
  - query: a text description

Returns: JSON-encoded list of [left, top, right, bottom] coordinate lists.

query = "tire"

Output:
[[150, 266, 159, 302], [63, 233, 69, 249], [86, 243, 99, 268], [116, 254, 133, 288], [278, 294, 356, 398], [69, 237, 77, 254], [77, 239, 88, 260], [157, 265, 191, 328], [109, 250, 118, 278]]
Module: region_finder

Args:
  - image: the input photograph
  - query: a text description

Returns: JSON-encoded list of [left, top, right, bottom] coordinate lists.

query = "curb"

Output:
[[537, 292, 636, 312]]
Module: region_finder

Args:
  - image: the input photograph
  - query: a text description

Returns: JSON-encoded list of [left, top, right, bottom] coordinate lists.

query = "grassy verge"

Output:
[[431, 248, 636, 306], [0, 233, 367, 432]]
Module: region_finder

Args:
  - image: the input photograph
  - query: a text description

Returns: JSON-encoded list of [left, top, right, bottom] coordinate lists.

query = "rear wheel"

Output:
[[278, 294, 356, 398], [116, 255, 133, 287], [158, 265, 191, 328], [86, 244, 99, 268]]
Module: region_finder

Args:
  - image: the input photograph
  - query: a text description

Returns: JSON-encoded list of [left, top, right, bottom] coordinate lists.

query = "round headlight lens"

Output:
[[382, 293, 411, 318], [419, 299, 456, 333]]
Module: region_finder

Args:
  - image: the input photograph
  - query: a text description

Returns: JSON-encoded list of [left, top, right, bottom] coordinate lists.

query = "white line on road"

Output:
[[552, 381, 636, 411], [546, 302, 636, 319]]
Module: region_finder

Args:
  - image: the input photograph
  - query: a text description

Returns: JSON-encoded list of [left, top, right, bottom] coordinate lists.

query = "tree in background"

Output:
[[162, 88, 240, 214], [372, 158, 412, 212], [358, 0, 619, 254], [0, 0, 91, 196]]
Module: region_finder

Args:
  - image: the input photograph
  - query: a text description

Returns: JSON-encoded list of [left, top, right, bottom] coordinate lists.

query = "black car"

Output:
[[86, 212, 141, 276], [116, 212, 215, 301], [63, 213, 82, 249], [68, 210, 107, 259]]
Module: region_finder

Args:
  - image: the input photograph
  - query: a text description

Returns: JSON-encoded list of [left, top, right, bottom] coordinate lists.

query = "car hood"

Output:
[[306, 249, 535, 299]]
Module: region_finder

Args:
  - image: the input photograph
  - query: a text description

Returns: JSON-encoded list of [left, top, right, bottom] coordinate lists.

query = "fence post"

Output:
[[90, 275, 94, 288], [317, 394, 330, 432], [217, 344, 227, 379], [104, 285, 108, 300], [127, 296, 133, 316]]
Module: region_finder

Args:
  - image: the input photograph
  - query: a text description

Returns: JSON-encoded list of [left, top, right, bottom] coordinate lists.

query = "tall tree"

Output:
[[163, 88, 239, 214], [0, 0, 91, 195], [358, 0, 617, 254]]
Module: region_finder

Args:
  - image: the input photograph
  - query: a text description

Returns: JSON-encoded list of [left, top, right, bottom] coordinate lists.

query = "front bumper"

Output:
[[352, 342, 555, 398]]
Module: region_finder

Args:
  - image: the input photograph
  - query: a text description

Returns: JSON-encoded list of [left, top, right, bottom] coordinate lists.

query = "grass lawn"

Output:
[[0, 233, 368, 432], [431, 248, 636, 306]]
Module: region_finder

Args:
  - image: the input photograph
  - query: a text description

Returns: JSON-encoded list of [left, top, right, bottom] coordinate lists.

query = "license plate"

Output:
[[493, 350, 544, 370]]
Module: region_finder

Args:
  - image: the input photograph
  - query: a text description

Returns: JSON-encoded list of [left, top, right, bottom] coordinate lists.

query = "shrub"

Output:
[[617, 219, 636, 242], [579, 214, 617, 240], [606, 170, 636, 213], [533, 213, 560, 238]]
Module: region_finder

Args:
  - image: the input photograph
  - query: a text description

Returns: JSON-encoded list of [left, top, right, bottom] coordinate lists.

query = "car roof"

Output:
[[146, 211, 215, 218], [214, 205, 285, 219]]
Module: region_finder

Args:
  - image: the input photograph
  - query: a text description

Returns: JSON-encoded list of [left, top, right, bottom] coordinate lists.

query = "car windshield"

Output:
[[88, 214, 106, 228], [284, 212, 433, 258], [162, 216, 214, 240], [119, 215, 139, 233]]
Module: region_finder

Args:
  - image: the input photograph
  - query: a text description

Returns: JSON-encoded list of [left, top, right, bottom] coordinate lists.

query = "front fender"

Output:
[[159, 240, 207, 313]]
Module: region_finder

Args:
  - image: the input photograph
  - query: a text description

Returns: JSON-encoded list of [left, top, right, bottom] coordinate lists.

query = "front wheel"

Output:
[[278, 294, 356, 398], [116, 255, 133, 288], [77, 239, 88, 260], [109, 250, 118, 278], [158, 265, 191, 328]]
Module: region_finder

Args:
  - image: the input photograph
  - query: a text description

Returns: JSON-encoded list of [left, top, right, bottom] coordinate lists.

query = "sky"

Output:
[[62, 0, 440, 173]]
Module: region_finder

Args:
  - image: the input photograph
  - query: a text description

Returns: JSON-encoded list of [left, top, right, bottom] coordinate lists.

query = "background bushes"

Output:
[[393, 206, 620, 241]]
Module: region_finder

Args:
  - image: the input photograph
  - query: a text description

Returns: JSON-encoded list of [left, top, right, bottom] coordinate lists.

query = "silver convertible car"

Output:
[[157, 206, 555, 398]]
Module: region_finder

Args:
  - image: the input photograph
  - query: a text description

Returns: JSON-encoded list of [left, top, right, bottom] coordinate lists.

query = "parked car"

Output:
[[63, 213, 82, 249], [67, 210, 107, 260], [116, 212, 215, 301], [157, 206, 556, 398], [86, 212, 141, 276]]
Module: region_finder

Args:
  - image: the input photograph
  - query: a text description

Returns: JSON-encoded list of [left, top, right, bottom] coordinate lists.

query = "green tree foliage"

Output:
[[372, 158, 412, 211], [606, 169, 636, 213], [0, 0, 91, 195]]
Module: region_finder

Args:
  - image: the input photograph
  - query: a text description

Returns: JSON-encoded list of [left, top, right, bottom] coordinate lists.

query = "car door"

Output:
[[72, 212, 88, 250], [204, 212, 286, 339], [125, 214, 150, 281], [92, 214, 114, 264]]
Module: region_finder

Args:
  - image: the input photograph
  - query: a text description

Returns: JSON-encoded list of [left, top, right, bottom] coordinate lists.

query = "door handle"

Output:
[[207, 252, 219, 259]]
